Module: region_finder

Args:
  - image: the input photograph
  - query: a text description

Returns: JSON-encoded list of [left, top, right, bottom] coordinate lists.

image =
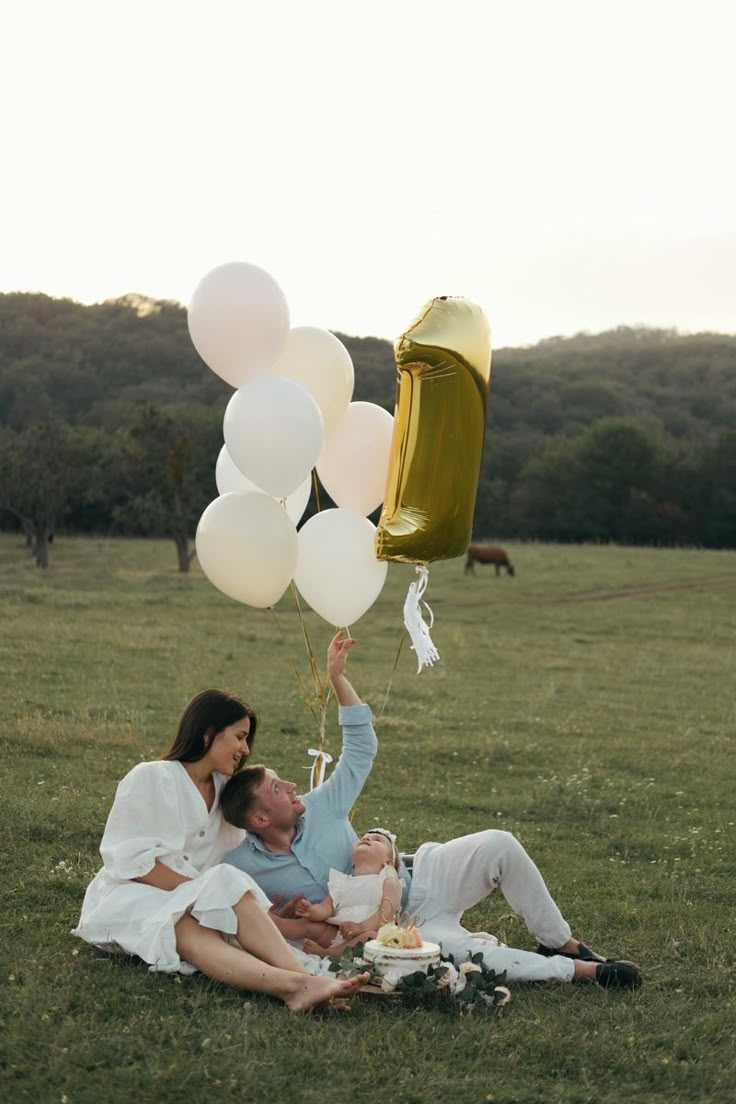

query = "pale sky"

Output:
[[2, 0, 734, 348]]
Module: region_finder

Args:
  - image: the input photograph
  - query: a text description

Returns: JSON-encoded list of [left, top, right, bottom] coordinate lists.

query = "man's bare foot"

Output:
[[286, 971, 371, 1012]]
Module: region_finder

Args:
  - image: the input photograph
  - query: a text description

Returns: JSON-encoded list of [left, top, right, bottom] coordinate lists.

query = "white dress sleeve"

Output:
[[99, 762, 185, 881], [327, 866, 401, 925], [326, 868, 350, 919]]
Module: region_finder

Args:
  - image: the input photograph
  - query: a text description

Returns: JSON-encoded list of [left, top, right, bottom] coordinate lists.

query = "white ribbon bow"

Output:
[[307, 747, 334, 790]]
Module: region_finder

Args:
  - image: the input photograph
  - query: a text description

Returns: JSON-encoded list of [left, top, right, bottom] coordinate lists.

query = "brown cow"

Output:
[[465, 544, 515, 576]]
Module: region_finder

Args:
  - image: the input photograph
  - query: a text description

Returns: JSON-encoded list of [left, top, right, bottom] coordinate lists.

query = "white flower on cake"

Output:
[[376, 921, 423, 949]]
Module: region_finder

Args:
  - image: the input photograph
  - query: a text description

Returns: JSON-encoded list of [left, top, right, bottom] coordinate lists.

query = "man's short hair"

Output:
[[220, 765, 267, 830]]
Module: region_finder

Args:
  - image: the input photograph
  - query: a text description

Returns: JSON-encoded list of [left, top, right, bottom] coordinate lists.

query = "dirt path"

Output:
[[447, 572, 736, 608]]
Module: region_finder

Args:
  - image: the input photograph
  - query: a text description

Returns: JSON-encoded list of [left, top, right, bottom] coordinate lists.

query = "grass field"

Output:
[[1, 534, 735, 1104]]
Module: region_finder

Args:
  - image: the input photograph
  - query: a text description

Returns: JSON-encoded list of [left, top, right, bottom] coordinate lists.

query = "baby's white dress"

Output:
[[73, 760, 271, 974], [326, 866, 399, 925]]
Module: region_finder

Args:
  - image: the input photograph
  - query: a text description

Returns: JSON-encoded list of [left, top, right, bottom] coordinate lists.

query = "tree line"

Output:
[[1, 292, 734, 568]]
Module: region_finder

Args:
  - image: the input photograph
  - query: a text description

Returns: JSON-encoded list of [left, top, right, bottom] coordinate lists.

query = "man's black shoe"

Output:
[[595, 960, 642, 990], [536, 941, 608, 962]]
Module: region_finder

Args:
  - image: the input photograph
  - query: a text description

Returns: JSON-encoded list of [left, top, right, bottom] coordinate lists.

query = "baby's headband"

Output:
[[369, 827, 398, 864]]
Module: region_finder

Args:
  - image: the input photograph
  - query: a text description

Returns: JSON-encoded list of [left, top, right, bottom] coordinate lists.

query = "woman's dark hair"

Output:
[[162, 690, 257, 770]]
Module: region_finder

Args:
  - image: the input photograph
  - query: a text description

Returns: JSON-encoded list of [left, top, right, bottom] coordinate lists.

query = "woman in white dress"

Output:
[[73, 637, 369, 1011]]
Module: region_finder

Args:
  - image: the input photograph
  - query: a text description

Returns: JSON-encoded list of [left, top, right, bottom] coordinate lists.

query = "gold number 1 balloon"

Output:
[[375, 296, 492, 564]]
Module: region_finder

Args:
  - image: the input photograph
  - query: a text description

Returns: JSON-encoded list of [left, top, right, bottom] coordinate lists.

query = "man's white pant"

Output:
[[406, 830, 575, 983]]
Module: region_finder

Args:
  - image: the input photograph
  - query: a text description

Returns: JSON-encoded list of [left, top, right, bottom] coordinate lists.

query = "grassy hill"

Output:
[[1, 292, 735, 440], [2, 535, 735, 1103]]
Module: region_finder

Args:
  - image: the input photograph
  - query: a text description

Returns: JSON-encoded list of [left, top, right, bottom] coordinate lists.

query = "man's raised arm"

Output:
[[327, 630, 361, 706], [304, 631, 377, 817]]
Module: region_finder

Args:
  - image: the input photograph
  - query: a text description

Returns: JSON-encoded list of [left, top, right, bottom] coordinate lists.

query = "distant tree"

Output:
[[693, 430, 736, 547], [510, 436, 593, 541], [0, 355, 55, 427], [477, 428, 549, 534], [472, 474, 514, 539], [558, 380, 624, 425], [573, 419, 658, 542], [114, 405, 220, 572], [0, 421, 108, 567], [2, 294, 735, 548], [510, 420, 663, 543]]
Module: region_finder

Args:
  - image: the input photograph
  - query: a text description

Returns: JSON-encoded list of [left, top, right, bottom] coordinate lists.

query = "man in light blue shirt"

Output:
[[222, 633, 640, 989], [222, 701, 381, 902], [221, 631, 411, 904]]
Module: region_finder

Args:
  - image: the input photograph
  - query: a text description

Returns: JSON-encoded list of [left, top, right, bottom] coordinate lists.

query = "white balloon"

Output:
[[215, 445, 312, 525], [215, 444, 256, 496], [223, 375, 323, 499], [294, 509, 388, 626], [317, 402, 394, 516], [282, 474, 313, 526], [196, 492, 298, 608], [271, 326, 354, 436], [188, 262, 290, 388]]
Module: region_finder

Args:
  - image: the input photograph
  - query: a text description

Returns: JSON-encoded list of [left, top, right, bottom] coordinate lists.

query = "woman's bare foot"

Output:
[[286, 971, 371, 1012]]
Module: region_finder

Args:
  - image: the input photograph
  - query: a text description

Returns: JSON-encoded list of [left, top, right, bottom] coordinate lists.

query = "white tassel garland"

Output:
[[403, 565, 440, 673]]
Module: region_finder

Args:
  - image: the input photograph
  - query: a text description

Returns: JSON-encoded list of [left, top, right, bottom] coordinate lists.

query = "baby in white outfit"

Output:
[[291, 828, 402, 956]]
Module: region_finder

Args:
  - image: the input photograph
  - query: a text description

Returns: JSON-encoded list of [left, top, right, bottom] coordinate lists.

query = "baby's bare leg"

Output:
[[304, 930, 378, 958], [272, 914, 337, 949], [304, 939, 337, 957], [303, 921, 337, 948], [270, 915, 313, 942]]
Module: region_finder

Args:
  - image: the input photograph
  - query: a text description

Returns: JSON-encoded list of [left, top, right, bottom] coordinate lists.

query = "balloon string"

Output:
[[346, 630, 405, 827], [310, 670, 332, 791], [377, 631, 406, 723], [268, 607, 319, 727], [289, 581, 326, 703], [311, 468, 321, 513], [288, 582, 339, 790]]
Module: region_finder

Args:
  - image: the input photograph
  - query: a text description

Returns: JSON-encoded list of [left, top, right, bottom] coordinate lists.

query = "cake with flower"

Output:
[[328, 918, 512, 1011], [362, 917, 441, 981]]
